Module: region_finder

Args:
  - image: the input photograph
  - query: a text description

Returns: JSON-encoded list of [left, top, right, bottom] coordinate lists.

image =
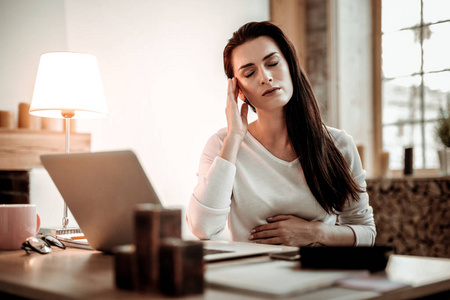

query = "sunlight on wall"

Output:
[[0, 0, 268, 237], [65, 0, 268, 237]]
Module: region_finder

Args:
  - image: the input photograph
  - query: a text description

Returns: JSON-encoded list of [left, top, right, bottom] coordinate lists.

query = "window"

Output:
[[381, 0, 450, 170]]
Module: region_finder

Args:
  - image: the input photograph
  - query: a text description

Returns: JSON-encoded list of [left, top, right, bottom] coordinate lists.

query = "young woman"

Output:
[[186, 22, 376, 247]]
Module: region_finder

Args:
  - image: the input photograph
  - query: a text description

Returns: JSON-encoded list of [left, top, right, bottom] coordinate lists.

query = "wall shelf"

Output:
[[0, 129, 91, 170]]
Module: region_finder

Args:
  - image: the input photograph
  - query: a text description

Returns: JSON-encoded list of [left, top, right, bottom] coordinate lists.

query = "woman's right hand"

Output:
[[225, 78, 249, 141], [219, 78, 249, 164]]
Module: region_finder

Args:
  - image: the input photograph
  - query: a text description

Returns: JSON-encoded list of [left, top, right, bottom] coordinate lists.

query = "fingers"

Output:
[[255, 237, 283, 245], [241, 102, 248, 123], [249, 215, 292, 242], [251, 222, 278, 234], [251, 215, 294, 235], [249, 229, 278, 241], [225, 78, 248, 140], [250, 222, 279, 241], [227, 78, 238, 104], [267, 215, 292, 223], [227, 78, 233, 104], [235, 79, 241, 100]]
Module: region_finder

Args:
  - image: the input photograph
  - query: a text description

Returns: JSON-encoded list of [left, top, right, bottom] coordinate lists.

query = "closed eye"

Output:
[[245, 71, 255, 78]]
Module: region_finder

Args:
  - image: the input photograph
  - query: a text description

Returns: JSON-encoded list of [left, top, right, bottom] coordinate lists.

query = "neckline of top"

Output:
[[245, 131, 299, 166]]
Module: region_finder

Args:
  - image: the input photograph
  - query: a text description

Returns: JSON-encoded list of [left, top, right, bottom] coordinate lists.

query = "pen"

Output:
[[71, 235, 86, 240]]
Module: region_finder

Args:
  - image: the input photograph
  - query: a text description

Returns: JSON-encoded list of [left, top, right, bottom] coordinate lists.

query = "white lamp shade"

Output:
[[30, 52, 108, 119]]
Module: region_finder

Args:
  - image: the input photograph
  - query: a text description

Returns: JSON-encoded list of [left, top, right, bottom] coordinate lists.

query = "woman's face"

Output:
[[232, 36, 293, 113]]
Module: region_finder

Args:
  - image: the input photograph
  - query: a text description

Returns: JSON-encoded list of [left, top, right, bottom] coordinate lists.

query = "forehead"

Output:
[[232, 36, 282, 70]]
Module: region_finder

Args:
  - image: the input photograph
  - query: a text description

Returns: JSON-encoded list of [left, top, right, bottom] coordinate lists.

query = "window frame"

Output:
[[373, 0, 445, 177]]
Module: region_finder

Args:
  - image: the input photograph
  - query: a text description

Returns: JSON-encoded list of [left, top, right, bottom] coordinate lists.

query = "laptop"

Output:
[[41, 150, 290, 259]]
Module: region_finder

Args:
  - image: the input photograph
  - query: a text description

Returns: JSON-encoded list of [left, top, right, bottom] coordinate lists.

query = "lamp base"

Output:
[[38, 226, 82, 236]]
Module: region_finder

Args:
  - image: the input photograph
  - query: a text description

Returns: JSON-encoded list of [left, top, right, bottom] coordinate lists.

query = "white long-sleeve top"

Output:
[[186, 127, 376, 246]]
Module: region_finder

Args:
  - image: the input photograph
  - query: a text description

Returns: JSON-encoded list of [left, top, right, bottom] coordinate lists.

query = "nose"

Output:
[[259, 68, 272, 85]]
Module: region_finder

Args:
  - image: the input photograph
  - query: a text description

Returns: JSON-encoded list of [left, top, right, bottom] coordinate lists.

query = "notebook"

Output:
[[202, 240, 293, 262], [41, 150, 290, 259], [205, 260, 369, 297]]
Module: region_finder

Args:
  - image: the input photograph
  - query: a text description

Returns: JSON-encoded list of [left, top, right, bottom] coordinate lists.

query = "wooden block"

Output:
[[159, 238, 204, 296], [0, 111, 14, 129], [379, 151, 389, 177], [113, 244, 137, 290], [134, 204, 182, 292], [18, 103, 40, 130]]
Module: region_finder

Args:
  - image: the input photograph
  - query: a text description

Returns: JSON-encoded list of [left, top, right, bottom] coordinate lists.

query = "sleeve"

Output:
[[332, 130, 377, 246], [186, 133, 236, 239]]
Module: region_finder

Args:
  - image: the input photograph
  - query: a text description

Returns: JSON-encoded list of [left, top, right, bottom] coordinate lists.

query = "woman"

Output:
[[186, 22, 376, 247]]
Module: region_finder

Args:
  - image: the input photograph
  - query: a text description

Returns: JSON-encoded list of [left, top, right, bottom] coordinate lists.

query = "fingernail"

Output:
[[250, 229, 255, 233], [248, 235, 254, 240], [267, 217, 273, 221]]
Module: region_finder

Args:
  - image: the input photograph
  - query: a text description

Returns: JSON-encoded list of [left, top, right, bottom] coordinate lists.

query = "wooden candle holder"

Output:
[[113, 244, 137, 290], [134, 204, 182, 292], [159, 238, 204, 296]]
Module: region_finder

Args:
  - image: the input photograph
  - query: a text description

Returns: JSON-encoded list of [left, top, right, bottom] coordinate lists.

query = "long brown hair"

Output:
[[223, 21, 362, 213]]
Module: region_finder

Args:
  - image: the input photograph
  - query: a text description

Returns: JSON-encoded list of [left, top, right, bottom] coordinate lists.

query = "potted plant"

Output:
[[436, 107, 450, 175]]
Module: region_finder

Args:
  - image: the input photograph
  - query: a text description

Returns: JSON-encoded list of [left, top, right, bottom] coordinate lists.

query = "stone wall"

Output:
[[367, 176, 449, 258]]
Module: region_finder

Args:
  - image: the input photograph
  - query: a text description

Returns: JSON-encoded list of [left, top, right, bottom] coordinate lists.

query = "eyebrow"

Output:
[[238, 52, 278, 71]]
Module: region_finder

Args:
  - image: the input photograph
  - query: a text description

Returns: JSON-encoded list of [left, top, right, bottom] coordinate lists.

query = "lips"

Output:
[[262, 87, 280, 96]]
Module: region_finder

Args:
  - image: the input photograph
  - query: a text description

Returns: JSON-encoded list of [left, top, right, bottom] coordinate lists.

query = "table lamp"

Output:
[[29, 52, 108, 233]]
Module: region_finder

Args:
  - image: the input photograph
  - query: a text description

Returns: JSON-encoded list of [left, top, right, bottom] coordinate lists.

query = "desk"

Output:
[[0, 248, 449, 300]]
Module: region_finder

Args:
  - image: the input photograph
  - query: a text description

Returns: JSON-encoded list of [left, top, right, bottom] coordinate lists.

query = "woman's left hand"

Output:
[[248, 215, 322, 247]]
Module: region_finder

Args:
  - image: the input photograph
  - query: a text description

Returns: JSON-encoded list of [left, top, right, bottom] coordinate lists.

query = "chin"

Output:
[[260, 103, 289, 112]]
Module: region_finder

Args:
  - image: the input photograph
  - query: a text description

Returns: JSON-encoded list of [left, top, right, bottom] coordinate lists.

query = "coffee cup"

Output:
[[0, 204, 40, 250]]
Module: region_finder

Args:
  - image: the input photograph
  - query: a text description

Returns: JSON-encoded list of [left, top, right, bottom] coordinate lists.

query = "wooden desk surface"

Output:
[[0, 248, 449, 300]]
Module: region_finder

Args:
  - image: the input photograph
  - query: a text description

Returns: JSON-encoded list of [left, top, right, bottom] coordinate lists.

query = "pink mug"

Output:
[[0, 204, 40, 250]]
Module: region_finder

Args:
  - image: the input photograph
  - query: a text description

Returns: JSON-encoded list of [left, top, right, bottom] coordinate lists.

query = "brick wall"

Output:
[[0, 171, 30, 204], [306, 0, 329, 122]]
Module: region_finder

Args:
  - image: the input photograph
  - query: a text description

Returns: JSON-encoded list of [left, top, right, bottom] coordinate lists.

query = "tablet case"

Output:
[[300, 246, 394, 272]]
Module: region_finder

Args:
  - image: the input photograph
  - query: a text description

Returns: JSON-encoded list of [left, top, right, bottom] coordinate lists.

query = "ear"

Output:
[[238, 90, 246, 101]]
